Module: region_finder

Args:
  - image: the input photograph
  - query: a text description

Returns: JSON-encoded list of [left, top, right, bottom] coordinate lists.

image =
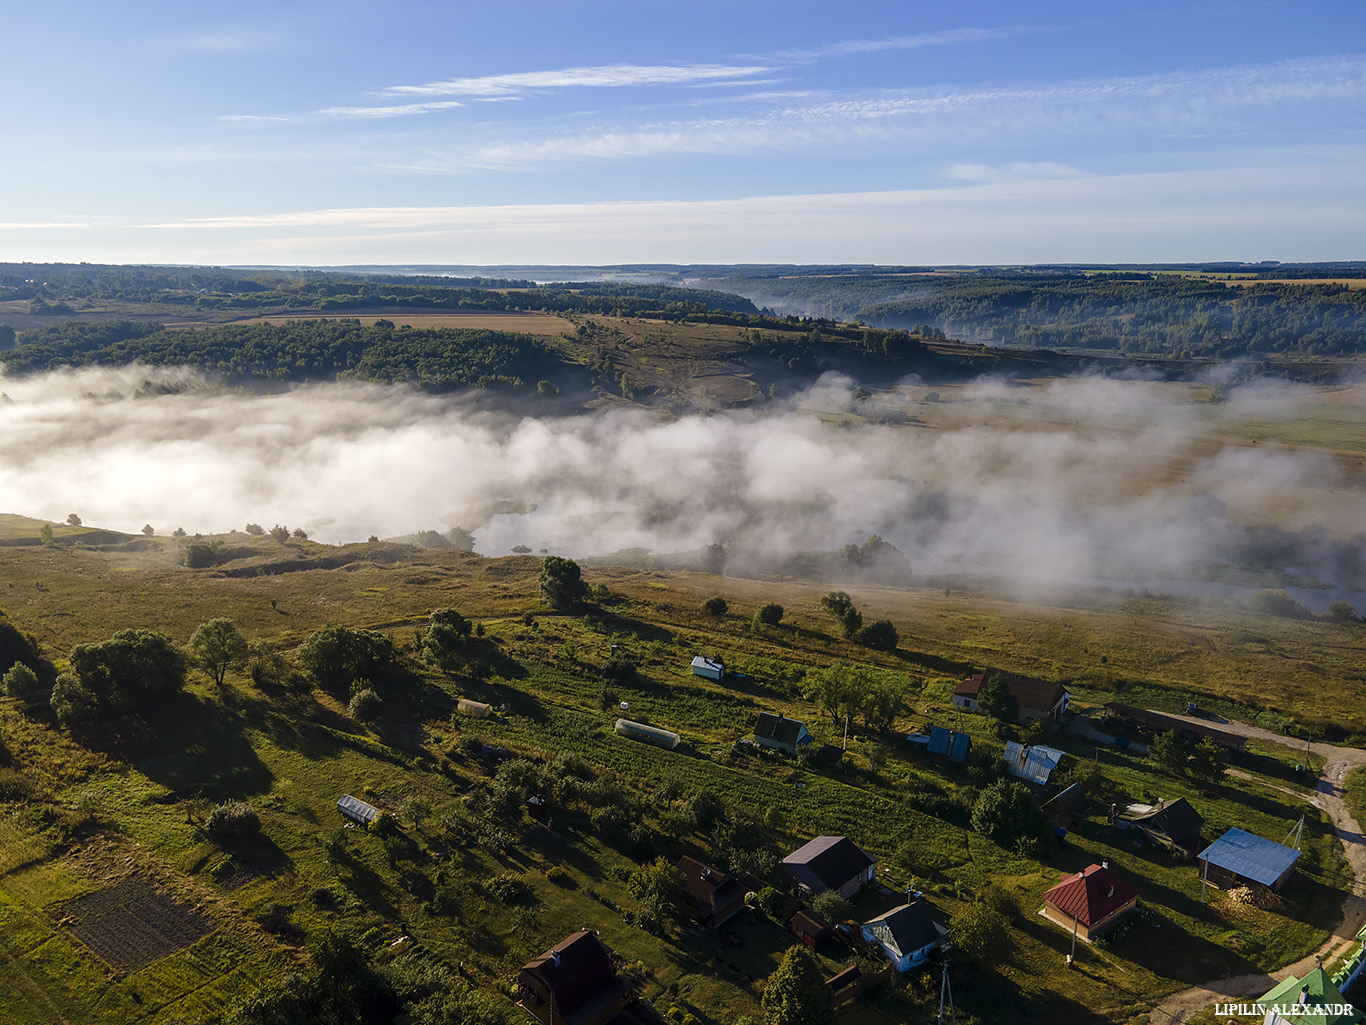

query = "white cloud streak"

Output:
[[318, 100, 464, 120], [426, 54, 1366, 169], [760, 25, 1049, 62], [385, 62, 772, 99]]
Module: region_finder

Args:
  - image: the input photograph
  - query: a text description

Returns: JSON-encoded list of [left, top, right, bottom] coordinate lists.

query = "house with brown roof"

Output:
[[1040, 862, 1140, 941], [516, 931, 630, 1025], [954, 672, 1069, 724], [752, 712, 812, 756], [676, 856, 745, 931], [781, 835, 878, 899]]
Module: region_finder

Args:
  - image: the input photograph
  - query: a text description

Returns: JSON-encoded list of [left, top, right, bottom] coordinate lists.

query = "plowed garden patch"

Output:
[[55, 874, 215, 971]]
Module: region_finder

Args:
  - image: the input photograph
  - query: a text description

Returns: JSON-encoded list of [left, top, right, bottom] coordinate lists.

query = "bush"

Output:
[[971, 779, 1045, 850], [2, 662, 42, 705], [753, 602, 784, 627], [205, 800, 262, 842], [702, 596, 728, 616], [546, 865, 574, 886], [349, 688, 382, 722], [245, 523, 265, 535], [809, 888, 851, 923], [486, 872, 531, 905], [269, 524, 290, 541], [859, 619, 899, 651]]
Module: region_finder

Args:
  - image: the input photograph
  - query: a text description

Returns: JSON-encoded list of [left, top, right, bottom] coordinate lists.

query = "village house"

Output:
[[1125, 797, 1204, 859], [516, 931, 630, 1025], [752, 711, 812, 756], [675, 856, 745, 932], [1041, 862, 1141, 941], [781, 835, 878, 899], [861, 899, 944, 971], [954, 672, 1070, 724]]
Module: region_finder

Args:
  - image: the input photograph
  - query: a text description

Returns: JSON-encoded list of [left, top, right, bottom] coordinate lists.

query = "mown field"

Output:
[[0, 527, 1361, 1025]]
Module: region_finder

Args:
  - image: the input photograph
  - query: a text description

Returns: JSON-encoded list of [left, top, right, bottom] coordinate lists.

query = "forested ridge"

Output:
[[703, 270, 1366, 357], [0, 263, 758, 319], [1, 319, 568, 391]]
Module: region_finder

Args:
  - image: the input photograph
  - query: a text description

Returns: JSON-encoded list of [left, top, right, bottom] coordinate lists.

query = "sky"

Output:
[[1, 0, 1363, 266]]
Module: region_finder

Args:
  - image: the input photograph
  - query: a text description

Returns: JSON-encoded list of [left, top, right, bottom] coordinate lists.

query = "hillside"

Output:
[[0, 533, 1362, 1024]]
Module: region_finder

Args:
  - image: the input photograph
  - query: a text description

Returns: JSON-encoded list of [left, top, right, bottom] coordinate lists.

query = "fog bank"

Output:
[[1, 366, 1360, 602]]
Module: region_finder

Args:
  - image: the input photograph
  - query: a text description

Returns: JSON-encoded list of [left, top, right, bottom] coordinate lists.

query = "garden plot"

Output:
[[55, 875, 215, 971]]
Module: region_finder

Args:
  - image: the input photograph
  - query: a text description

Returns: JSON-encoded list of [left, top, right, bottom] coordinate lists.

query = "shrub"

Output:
[[205, 800, 262, 842], [2, 663, 42, 705], [348, 688, 382, 722], [809, 888, 851, 923], [545, 865, 574, 886], [245, 523, 265, 535], [753, 602, 784, 627], [859, 619, 899, 651], [486, 873, 530, 905], [702, 595, 728, 616]]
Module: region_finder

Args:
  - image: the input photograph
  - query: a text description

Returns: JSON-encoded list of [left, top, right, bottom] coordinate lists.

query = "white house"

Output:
[[690, 656, 725, 681], [861, 901, 944, 971]]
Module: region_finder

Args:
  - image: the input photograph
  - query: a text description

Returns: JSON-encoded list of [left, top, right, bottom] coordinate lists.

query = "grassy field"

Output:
[[1, 531, 1361, 1024]]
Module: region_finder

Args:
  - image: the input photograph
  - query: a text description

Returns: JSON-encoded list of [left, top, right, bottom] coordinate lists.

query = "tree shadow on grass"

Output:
[[126, 690, 275, 798]]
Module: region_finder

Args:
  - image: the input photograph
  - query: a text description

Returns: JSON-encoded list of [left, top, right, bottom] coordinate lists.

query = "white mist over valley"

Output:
[[3, 364, 1361, 608]]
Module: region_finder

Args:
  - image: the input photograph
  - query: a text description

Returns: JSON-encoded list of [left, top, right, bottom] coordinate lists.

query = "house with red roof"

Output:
[[516, 931, 631, 1025], [1040, 862, 1140, 941]]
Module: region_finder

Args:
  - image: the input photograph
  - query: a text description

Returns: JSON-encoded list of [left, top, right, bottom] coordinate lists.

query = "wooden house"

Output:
[[676, 856, 745, 931], [781, 835, 877, 899], [516, 931, 630, 1025], [752, 712, 812, 756]]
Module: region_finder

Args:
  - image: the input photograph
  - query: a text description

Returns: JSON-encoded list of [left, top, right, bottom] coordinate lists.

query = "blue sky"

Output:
[[2, 0, 1363, 266]]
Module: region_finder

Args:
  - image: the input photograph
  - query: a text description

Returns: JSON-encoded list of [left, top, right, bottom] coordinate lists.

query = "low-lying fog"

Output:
[[2, 366, 1362, 609]]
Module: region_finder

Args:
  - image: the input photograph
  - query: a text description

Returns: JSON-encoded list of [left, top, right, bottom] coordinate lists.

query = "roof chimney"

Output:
[[1107, 885, 1114, 898], [1102, 859, 1109, 871], [1300, 986, 1310, 1005], [550, 950, 561, 966]]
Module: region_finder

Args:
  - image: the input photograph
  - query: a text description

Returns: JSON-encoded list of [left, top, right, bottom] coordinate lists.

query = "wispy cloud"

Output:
[[385, 62, 771, 98], [406, 54, 1366, 169], [318, 100, 464, 120], [759, 25, 1049, 62]]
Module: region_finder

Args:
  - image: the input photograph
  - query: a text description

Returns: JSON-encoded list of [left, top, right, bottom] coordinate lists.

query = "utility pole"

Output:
[[1200, 852, 1209, 902], [937, 946, 956, 1025]]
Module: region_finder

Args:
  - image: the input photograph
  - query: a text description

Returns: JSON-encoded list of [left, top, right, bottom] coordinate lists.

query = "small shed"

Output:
[[614, 718, 681, 750], [927, 725, 971, 763], [457, 698, 492, 718], [1041, 783, 1090, 831], [1004, 742, 1065, 785], [1197, 827, 1300, 892], [690, 656, 725, 681], [788, 909, 833, 950], [337, 793, 380, 826]]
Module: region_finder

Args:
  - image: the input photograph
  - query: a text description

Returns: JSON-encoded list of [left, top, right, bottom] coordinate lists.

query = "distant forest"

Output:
[[0, 263, 758, 319], [1, 320, 568, 392], [701, 270, 1366, 358]]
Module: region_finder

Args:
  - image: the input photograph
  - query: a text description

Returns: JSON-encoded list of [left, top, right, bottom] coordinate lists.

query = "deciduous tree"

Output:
[[188, 618, 249, 688]]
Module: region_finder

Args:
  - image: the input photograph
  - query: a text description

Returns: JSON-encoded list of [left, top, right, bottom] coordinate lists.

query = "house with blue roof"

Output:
[[927, 725, 971, 763], [1197, 826, 1300, 892]]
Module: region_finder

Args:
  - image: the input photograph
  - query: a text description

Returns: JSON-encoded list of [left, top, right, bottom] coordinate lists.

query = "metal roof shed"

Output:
[[1197, 827, 1300, 891], [338, 793, 380, 825], [927, 726, 970, 763], [1004, 742, 1065, 785]]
